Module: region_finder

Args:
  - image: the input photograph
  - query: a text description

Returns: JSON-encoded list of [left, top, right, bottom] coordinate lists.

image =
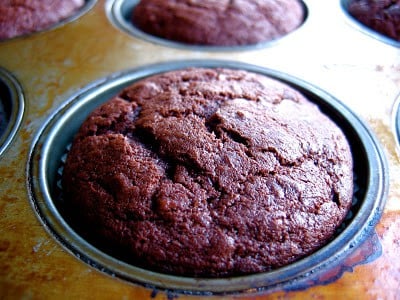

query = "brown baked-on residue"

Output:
[[0, 0, 85, 40], [348, 0, 400, 41], [62, 68, 353, 277], [132, 0, 305, 46]]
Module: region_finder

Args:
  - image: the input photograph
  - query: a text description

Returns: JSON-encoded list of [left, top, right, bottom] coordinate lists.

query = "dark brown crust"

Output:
[[62, 68, 353, 277], [348, 0, 400, 41], [132, 0, 304, 46], [0, 0, 85, 40]]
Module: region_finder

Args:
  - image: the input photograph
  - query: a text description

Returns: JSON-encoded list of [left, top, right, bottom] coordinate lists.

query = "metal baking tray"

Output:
[[105, 0, 309, 51], [0, 67, 24, 157], [27, 60, 388, 296]]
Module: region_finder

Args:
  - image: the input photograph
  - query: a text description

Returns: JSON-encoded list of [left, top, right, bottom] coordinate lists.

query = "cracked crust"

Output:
[[0, 0, 85, 40], [62, 68, 353, 277], [132, 0, 304, 46]]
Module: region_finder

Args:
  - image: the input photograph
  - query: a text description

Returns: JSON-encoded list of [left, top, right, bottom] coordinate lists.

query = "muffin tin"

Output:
[[340, 0, 400, 48], [106, 0, 309, 51], [0, 67, 24, 157], [27, 60, 388, 295], [1, 0, 399, 298]]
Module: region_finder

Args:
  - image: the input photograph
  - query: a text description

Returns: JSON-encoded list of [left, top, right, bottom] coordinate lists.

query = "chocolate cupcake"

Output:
[[0, 0, 85, 40], [62, 67, 353, 277], [347, 0, 400, 41], [131, 0, 305, 46]]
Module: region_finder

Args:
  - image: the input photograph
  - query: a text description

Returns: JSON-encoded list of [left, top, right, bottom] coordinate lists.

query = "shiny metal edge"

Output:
[[27, 60, 388, 295], [105, 0, 309, 52], [391, 93, 400, 156], [340, 0, 400, 48], [0, 67, 25, 158], [0, 0, 98, 42]]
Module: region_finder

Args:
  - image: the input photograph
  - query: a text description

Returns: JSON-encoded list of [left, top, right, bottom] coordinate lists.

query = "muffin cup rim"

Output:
[[391, 92, 400, 156], [0, 67, 25, 158]]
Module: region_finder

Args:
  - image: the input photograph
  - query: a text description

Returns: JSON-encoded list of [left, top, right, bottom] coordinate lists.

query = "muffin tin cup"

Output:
[[105, 0, 308, 52], [27, 60, 388, 295], [0, 0, 98, 42], [340, 0, 400, 48], [0, 67, 24, 157]]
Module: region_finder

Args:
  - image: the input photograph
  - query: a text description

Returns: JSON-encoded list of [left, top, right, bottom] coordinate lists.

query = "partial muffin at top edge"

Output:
[[347, 0, 400, 42], [62, 67, 353, 277], [0, 0, 85, 40], [131, 0, 305, 46]]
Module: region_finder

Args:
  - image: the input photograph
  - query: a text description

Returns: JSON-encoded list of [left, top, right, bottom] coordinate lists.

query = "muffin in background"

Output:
[[132, 0, 305, 46], [0, 0, 85, 40], [347, 0, 400, 42], [62, 67, 354, 277]]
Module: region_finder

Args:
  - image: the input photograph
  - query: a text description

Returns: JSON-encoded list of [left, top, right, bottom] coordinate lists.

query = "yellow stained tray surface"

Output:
[[0, 0, 400, 299]]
